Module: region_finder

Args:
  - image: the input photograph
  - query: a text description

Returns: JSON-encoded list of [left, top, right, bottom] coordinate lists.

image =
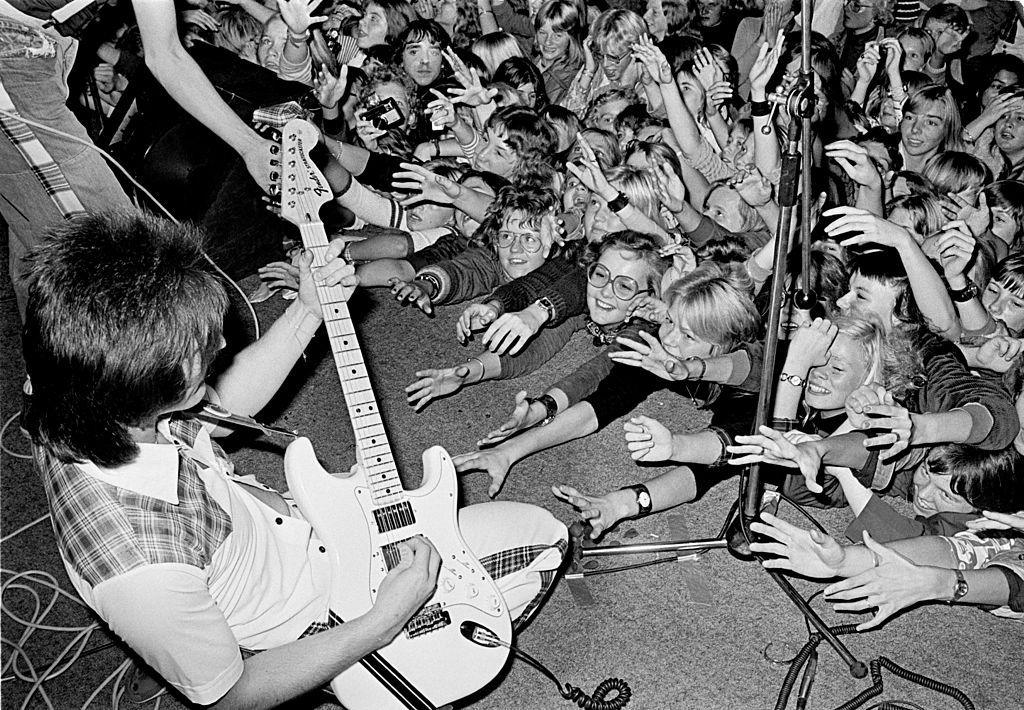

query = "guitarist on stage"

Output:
[[21, 209, 568, 709]]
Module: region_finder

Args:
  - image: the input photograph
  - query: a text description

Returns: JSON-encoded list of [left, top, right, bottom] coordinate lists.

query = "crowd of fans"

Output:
[[20, 0, 1024, 645]]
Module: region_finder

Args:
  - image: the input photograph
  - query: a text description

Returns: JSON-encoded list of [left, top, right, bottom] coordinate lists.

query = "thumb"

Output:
[[809, 529, 829, 545], [861, 530, 887, 557], [514, 389, 529, 404], [454, 365, 470, 379]]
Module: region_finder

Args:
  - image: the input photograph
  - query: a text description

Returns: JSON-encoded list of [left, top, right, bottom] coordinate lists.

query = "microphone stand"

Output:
[[568, 0, 869, 683]]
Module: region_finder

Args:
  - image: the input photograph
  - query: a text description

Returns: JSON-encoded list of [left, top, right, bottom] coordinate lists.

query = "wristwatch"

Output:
[[527, 393, 558, 426], [534, 296, 556, 324], [620, 484, 652, 516], [779, 372, 806, 387], [948, 282, 978, 303], [607, 192, 630, 213], [950, 568, 969, 602]]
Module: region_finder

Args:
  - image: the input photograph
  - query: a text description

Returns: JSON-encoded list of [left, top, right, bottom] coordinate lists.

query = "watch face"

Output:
[[637, 491, 651, 507]]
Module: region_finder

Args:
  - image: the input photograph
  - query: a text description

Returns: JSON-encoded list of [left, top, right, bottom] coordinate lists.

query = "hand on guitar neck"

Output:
[[295, 243, 360, 318]]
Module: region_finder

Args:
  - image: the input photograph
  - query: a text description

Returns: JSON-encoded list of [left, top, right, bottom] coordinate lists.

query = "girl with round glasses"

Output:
[[452, 260, 762, 500], [405, 231, 670, 432], [390, 186, 563, 314]]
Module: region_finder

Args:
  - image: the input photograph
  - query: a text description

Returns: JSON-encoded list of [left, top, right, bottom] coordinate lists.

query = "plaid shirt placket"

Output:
[[0, 78, 86, 220], [37, 420, 233, 589]]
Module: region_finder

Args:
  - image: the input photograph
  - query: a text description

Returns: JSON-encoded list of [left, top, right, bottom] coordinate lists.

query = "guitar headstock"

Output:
[[279, 119, 333, 228]]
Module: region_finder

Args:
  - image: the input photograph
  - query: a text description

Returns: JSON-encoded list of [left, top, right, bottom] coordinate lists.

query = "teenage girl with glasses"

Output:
[[404, 230, 671, 422], [453, 260, 762, 500]]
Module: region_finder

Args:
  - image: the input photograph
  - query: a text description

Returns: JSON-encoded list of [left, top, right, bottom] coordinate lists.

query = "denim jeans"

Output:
[[0, 16, 130, 318]]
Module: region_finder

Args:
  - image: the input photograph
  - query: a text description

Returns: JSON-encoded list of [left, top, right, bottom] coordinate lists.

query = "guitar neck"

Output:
[[299, 222, 403, 506]]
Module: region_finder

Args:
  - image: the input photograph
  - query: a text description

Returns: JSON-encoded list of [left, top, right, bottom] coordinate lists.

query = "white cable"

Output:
[[0, 513, 51, 545], [0, 107, 262, 340], [0, 106, 269, 709], [1, 411, 32, 460]]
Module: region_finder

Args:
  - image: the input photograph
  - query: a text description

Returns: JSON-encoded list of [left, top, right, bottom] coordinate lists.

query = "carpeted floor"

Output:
[[2, 227, 1022, 709]]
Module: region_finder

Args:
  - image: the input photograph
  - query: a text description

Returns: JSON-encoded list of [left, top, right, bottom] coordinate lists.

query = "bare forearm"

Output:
[[234, 0, 276, 23], [669, 430, 724, 465], [661, 80, 702, 156], [355, 259, 415, 287], [897, 239, 960, 340], [214, 301, 323, 416], [212, 611, 393, 710], [910, 410, 972, 446], [134, 0, 261, 158], [348, 235, 413, 261], [453, 187, 495, 222], [504, 401, 598, 463]]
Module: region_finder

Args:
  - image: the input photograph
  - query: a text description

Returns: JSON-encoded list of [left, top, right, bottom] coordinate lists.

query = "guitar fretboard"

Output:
[[300, 222, 404, 508]]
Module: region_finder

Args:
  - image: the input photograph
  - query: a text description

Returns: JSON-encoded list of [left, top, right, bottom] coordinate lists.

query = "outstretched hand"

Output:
[[824, 531, 945, 631], [387, 277, 435, 315], [749, 511, 846, 578], [608, 330, 692, 382], [456, 302, 498, 344], [276, 0, 327, 34], [393, 162, 462, 206], [552, 484, 632, 539], [476, 391, 544, 447], [728, 425, 824, 494], [453, 448, 513, 498], [405, 365, 472, 411], [622, 415, 674, 462]]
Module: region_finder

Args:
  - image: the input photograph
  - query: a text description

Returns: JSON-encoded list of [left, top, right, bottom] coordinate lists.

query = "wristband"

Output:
[[341, 243, 355, 263], [750, 100, 771, 117], [287, 30, 309, 44], [949, 282, 978, 303], [527, 393, 559, 426], [432, 138, 441, 156], [607, 192, 629, 213], [416, 272, 442, 300]]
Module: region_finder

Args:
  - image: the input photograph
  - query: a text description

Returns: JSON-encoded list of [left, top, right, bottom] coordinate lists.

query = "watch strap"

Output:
[[949, 282, 978, 303], [607, 192, 629, 213], [528, 393, 558, 426], [779, 372, 805, 387], [951, 568, 969, 602], [620, 484, 652, 516]]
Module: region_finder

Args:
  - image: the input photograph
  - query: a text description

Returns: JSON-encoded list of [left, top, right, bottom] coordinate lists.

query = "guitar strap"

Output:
[[359, 652, 436, 710], [316, 611, 437, 710]]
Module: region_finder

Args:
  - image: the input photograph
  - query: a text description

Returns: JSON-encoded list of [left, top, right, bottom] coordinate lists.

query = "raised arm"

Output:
[[132, 0, 274, 190]]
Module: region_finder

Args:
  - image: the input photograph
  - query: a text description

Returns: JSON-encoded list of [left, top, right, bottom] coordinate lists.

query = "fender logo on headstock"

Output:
[[279, 119, 333, 227]]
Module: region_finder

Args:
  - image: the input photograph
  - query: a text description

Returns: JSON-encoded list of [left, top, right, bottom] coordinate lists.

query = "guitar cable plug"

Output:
[[460, 622, 632, 710]]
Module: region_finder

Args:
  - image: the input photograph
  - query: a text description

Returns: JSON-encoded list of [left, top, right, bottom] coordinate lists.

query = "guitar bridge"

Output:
[[404, 603, 451, 639]]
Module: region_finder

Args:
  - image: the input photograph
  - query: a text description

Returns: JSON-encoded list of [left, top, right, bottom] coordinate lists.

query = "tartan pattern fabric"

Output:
[[297, 539, 568, 637], [479, 537, 567, 629], [298, 610, 346, 638], [36, 419, 233, 588], [250, 101, 315, 129], [0, 95, 86, 220]]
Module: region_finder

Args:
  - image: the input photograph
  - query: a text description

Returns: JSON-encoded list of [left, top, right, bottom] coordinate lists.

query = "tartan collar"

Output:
[[76, 419, 220, 505]]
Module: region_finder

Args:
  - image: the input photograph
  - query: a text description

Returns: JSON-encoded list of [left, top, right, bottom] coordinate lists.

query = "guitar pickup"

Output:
[[404, 603, 451, 639]]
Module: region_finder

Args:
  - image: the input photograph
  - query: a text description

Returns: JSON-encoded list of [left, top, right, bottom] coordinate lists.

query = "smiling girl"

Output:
[[454, 260, 760, 498], [405, 230, 670, 414], [532, 0, 584, 104]]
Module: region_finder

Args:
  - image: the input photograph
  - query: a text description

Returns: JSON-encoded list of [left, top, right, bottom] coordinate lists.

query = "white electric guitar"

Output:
[[277, 119, 511, 709]]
